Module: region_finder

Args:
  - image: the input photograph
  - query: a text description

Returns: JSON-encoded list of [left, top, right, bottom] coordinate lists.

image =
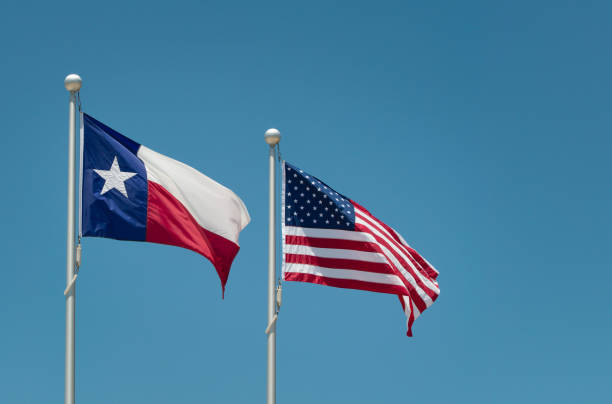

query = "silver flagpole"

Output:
[[265, 128, 281, 404], [64, 74, 82, 404]]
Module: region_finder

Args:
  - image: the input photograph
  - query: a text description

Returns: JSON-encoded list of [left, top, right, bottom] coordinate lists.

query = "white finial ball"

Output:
[[64, 74, 82, 92], [264, 128, 281, 145]]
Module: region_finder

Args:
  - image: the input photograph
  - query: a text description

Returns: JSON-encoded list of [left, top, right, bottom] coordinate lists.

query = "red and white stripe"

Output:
[[282, 201, 439, 336], [137, 145, 250, 294]]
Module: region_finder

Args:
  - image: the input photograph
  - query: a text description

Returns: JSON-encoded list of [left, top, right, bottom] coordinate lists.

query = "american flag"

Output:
[[282, 161, 440, 336]]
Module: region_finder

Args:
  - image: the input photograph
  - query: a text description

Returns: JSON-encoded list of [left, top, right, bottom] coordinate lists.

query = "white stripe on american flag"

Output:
[[284, 225, 368, 241], [284, 243, 388, 263], [399, 295, 421, 337], [284, 263, 407, 286]]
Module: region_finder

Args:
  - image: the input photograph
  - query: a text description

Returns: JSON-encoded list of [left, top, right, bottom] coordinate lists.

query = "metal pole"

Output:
[[64, 74, 82, 404], [264, 128, 281, 404]]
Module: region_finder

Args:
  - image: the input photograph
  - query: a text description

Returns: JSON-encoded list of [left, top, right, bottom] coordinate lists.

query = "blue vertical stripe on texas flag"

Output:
[[81, 113, 148, 241]]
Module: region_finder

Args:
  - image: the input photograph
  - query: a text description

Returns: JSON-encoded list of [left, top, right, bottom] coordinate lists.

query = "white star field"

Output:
[[284, 163, 355, 230]]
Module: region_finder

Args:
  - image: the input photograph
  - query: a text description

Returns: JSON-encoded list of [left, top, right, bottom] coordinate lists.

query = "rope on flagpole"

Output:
[[277, 142, 282, 162], [76, 91, 83, 273], [75, 243, 82, 270], [63, 242, 82, 296], [265, 279, 283, 335], [63, 274, 77, 296], [75, 240, 82, 275], [76, 91, 82, 113], [64, 242, 81, 297]]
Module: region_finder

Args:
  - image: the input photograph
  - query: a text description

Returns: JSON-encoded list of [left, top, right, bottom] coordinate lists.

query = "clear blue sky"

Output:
[[0, 1, 610, 403]]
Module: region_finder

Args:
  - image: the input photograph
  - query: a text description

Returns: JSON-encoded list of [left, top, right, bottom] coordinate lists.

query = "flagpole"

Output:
[[64, 74, 81, 404], [265, 128, 281, 404]]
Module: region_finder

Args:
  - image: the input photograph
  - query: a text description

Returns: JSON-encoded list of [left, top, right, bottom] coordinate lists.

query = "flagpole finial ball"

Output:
[[264, 128, 281, 146], [64, 74, 82, 92]]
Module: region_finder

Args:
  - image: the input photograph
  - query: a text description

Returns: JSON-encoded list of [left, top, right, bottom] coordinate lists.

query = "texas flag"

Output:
[[80, 113, 250, 293]]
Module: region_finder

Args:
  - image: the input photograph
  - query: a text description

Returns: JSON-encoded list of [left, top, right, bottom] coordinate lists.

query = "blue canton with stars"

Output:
[[284, 162, 355, 230]]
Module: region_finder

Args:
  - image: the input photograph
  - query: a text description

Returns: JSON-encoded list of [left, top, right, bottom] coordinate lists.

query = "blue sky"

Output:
[[0, 1, 610, 403]]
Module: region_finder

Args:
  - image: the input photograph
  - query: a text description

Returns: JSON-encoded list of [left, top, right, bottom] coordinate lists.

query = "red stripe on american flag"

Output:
[[398, 295, 415, 337], [284, 272, 410, 296], [285, 234, 381, 253]]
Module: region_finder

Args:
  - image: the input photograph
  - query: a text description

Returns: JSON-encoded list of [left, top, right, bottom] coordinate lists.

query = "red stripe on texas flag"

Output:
[[146, 181, 240, 294]]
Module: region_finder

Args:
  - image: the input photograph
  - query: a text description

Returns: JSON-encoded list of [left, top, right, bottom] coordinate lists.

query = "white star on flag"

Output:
[[94, 156, 137, 198]]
